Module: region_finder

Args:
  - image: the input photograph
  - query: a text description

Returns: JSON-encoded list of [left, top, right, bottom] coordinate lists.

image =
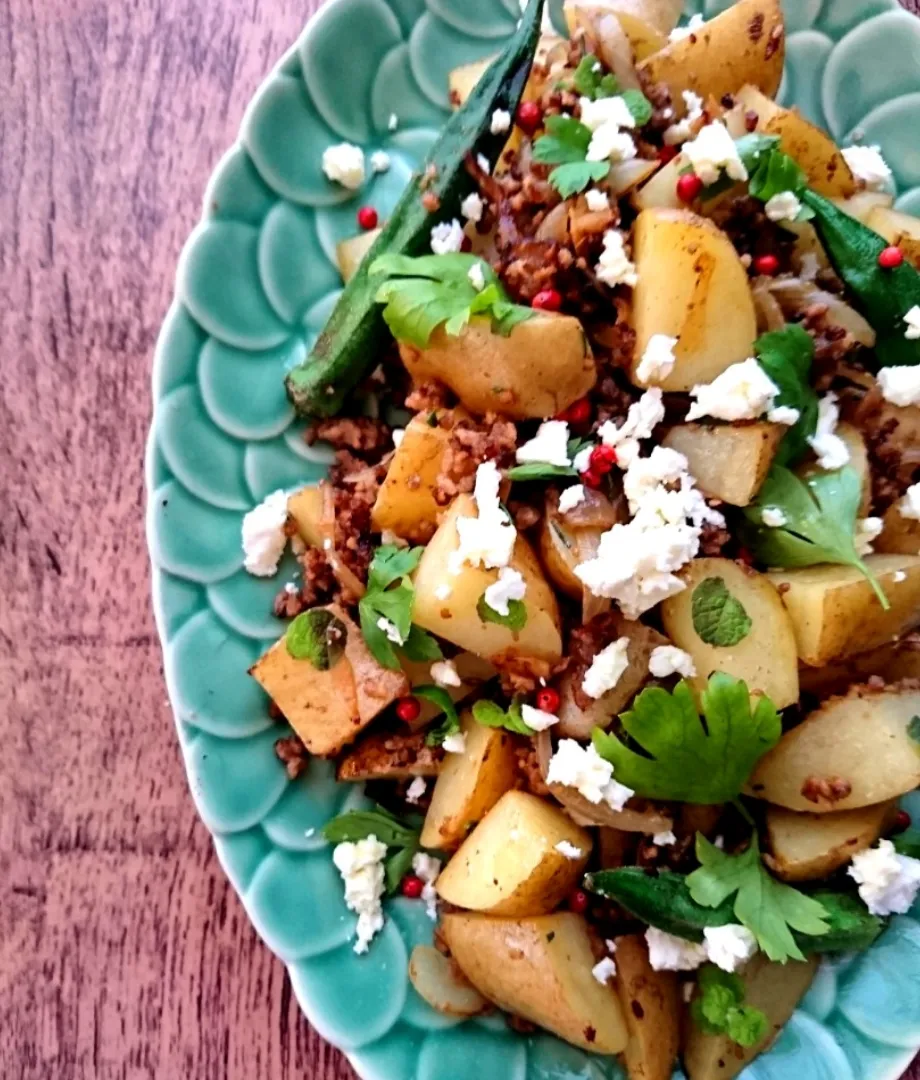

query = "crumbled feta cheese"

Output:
[[663, 89, 705, 146], [652, 830, 677, 847], [516, 419, 571, 468], [291, 534, 307, 556], [434, 583, 453, 600], [636, 334, 678, 384], [430, 219, 465, 255], [430, 659, 462, 688], [714, 835, 725, 850], [592, 957, 618, 984], [468, 262, 487, 291], [878, 366, 920, 406], [442, 732, 467, 754], [406, 776, 427, 804], [450, 461, 517, 574], [546, 739, 635, 811], [585, 188, 610, 212], [597, 229, 638, 288], [900, 483, 920, 520], [621, 445, 689, 512], [761, 507, 787, 528], [412, 852, 442, 921], [703, 925, 758, 973], [905, 306, 920, 341], [483, 565, 527, 617], [333, 835, 388, 953], [588, 125, 637, 165], [841, 144, 892, 191], [322, 143, 366, 189], [388, 112, 399, 131], [559, 484, 586, 514], [764, 190, 803, 224], [668, 12, 704, 41], [580, 95, 636, 132], [284, 582, 299, 595], [605, 939, 618, 954], [490, 107, 512, 135], [855, 516, 883, 556], [461, 191, 485, 223], [648, 645, 696, 679], [241, 489, 289, 576], [849, 839, 920, 916], [377, 616, 405, 645], [894, 570, 908, 583], [573, 444, 595, 474], [392, 428, 406, 448], [521, 703, 560, 732], [370, 150, 391, 174], [767, 405, 801, 426], [598, 388, 665, 461], [686, 358, 780, 422], [808, 392, 851, 470], [555, 840, 584, 860], [646, 927, 707, 972], [476, 153, 491, 174], [684, 121, 748, 187], [582, 637, 631, 699]]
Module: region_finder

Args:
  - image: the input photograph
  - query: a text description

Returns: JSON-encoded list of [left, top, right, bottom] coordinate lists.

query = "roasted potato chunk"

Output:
[[867, 205, 920, 269], [615, 934, 680, 1080], [336, 229, 381, 282], [764, 801, 896, 882], [662, 422, 783, 507]]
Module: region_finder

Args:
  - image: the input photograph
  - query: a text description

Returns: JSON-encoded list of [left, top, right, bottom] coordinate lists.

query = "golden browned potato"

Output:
[[798, 638, 920, 699], [638, 0, 785, 108], [399, 315, 596, 420], [564, 0, 683, 58], [831, 190, 894, 224], [442, 912, 629, 1054], [287, 485, 324, 548], [436, 790, 592, 916], [408, 945, 491, 1017], [683, 954, 817, 1080], [661, 558, 800, 709], [877, 500, 920, 556], [662, 423, 783, 506], [412, 495, 563, 667], [335, 731, 443, 782], [420, 710, 518, 850], [764, 801, 896, 882], [767, 554, 920, 666], [796, 421, 871, 516], [336, 229, 382, 282], [448, 57, 494, 107], [867, 205, 920, 268], [449, 34, 566, 109], [614, 935, 680, 1080], [734, 85, 856, 198], [748, 683, 920, 811], [632, 209, 757, 391], [249, 604, 409, 756]]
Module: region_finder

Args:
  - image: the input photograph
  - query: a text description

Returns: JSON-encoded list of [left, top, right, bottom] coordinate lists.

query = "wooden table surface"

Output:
[[2, 1, 919, 1077]]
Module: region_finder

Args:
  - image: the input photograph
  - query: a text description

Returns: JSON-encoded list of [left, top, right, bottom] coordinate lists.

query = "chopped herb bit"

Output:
[[692, 965, 770, 1048], [691, 578, 753, 647], [285, 609, 347, 669], [477, 593, 528, 630]]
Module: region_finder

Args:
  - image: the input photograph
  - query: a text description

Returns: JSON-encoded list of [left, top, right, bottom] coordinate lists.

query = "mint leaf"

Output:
[[691, 578, 753, 647], [477, 593, 528, 631], [692, 965, 770, 1048], [620, 89, 653, 127], [472, 697, 535, 736], [367, 544, 425, 591], [592, 674, 780, 803], [507, 462, 577, 481], [754, 325, 819, 466], [359, 546, 444, 669], [322, 806, 420, 848], [909, 715, 920, 746], [285, 609, 347, 669]]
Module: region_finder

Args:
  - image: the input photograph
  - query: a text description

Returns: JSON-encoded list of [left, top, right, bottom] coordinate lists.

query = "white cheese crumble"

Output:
[[521, 703, 559, 732], [646, 927, 707, 972], [663, 89, 705, 146], [434, 583, 453, 600], [573, 444, 595, 474], [762, 507, 787, 528], [849, 839, 920, 916], [588, 124, 637, 165], [668, 12, 705, 41], [333, 836, 388, 953], [322, 143, 366, 189], [582, 637, 631, 699], [592, 956, 618, 985], [490, 107, 512, 135], [430, 219, 465, 255], [370, 150, 391, 174], [841, 144, 892, 191], [808, 392, 851, 470], [406, 776, 427, 804], [483, 565, 527, 617], [636, 334, 678, 384], [684, 121, 748, 187], [878, 366, 920, 407], [598, 387, 665, 464], [412, 852, 442, 921], [516, 419, 571, 468], [764, 190, 803, 224], [388, 112, 399, 131], [894, 570, 908, 583], [648, 645, 696, 679], [476, 153, 491, 174], [430, 659, 462, 688], [767, 405, 801, 426], [855, 516, 883, 556], [241, 489, 289, 576], [546, 739, 635, 811], [585, 188, 610, 211], [703, 925, 759, 973], [442, 732, 467, 754], [900, 483, 920, 520], [652, 830, 677, 847], [905, 305, 920, 341], [554, 840, 584, 860], [461, 191, 485, 223], [392, 427, 406, 448], [284, 582, 299, 595], [468, 262, 487, 291], [686, 358, 780, 422], [559, 484, 586, 514], [597, 229, 638, 288], [450, 461, 517, 574], [377, 616, 405, 645], [580, 95, 637, 132], [380, 532, 406, 552]]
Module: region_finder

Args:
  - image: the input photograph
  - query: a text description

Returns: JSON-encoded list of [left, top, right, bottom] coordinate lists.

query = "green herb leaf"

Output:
[[533, 115, 610, 197], [754, 325, 819, 466], [748, 148, 811, 214], [400, 625, 444, 662], [472, 697, 535, 736], [894, 831, 920, 858], [572, 54, 621, 99], [417, 685, 462, 746], [620, 89, 653, 127], [285, 609, 347, 669], [367, 544, 425, 591], [742, 466, 889, 609], [701, 134, 780, 200], [592, 674, 780, 803], [691, 965, 770, 1048], [909, 715, 920, 746], [506, 462, 578, 481], [688, 833, 830, 963], [322, 806, 420, 849], [360, 546, 444, 669], [549, 161, 611, 198], [691, 578, 753, 647], [476, 593, 528, 631], [385, 841, 420, 894], [358, 600, 400, 670]]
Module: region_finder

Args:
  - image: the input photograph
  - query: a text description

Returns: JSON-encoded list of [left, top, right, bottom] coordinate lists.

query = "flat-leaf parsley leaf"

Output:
[[533, 114, 610, 197], [754, 325, 819, 466], [691, 965, 770, 1048], [358, 545, 443, 669]]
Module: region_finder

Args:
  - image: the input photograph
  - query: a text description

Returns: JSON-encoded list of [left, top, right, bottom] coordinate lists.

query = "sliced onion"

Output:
[[564, 2, 641, 88], [535, 201, 571, 243], [752, 278, 787, 332], [562, 487, 622, 530], [607, 158, 660, 197], [767, 279, 877, 347]]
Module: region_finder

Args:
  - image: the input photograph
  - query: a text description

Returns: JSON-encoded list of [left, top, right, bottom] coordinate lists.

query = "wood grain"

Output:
[[0, 1, 918, 1077]]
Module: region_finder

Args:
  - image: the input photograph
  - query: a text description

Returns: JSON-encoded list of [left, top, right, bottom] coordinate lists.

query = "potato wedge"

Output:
[[747, 682, 920, 811], [615, 934, 680, 1080], [336, 730, 443, 782], [436, 790, 592, 916], [442, 912, 629, 1054], [287, 485, 325, 548], [638, 0, 785, 107], [867, 205, 920, 269], [413, 494, 563, 666], [831, 190, 894, 225], [877, 499, 920, 556], [632, 208, 757, 390], [661, 558, 800, 709], [400, 314, 595, 420], [796, 421, 871, 516], [767, 554, 920, 666], [764, 801, 896, 882], [631, 153, 687, 212], [798, 638, 920, 699], [420, 710, 518, 850], [662, 423, 783, 506], [336, 229, 381, 282], [249, 604, 409, 756], [408, 945, 491, 1017], [734, 85, 856, 198], [683, 954, 817, 1080], [448, 57, 494, 108]]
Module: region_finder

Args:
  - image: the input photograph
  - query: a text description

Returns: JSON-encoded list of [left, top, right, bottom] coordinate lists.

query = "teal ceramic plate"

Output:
[[146, 1, 920, 1076]]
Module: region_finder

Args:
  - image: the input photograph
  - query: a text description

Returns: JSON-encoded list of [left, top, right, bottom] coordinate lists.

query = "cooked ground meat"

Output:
[[305, 416, 392, 454], [846, 386, 920, 511], [699, 519, 733, 557], [709, 194, 796, 270], [274, 735, 309, 780], [435, 412, 517, 505], [508, 498, 542, 531], [329, 452, 387, 581], [642, 80, 675, 135], [405, 380, 449, 412], [798, 303, 861, 389], [515, 743, 550, 797]]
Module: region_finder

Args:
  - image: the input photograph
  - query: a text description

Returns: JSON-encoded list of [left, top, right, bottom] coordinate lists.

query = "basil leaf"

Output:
[[385, 842, 420, 895], [400, 625, 444, 662], [322, 806, 420, 848], [507, 462, 577, 481], [691, 578, 753, 647], [285, 609, 347, 669]]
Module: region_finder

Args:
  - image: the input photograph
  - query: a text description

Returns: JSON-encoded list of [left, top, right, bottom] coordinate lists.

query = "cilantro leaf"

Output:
[[359, 546, 443, 669], [415, 685, 461, 747], [592, 674, 780, 803], [477, 593, 528, 631], [548, 161, 611, 198], [688, 834, 830, 963], [285, 609, 347, 669], [572, 54, 620, 99], [533, 115, 610, 197], [472, 698, 535, 736], [322, 805, 420, 848], [754, 325, 819, 466], [692, 965, 770, 1048], [742, 466, 889, 608], [368, 544, 425, 590], [506, 462, 577, 481], [691, 578, 753, 647], [620, 89, 653, 127]]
